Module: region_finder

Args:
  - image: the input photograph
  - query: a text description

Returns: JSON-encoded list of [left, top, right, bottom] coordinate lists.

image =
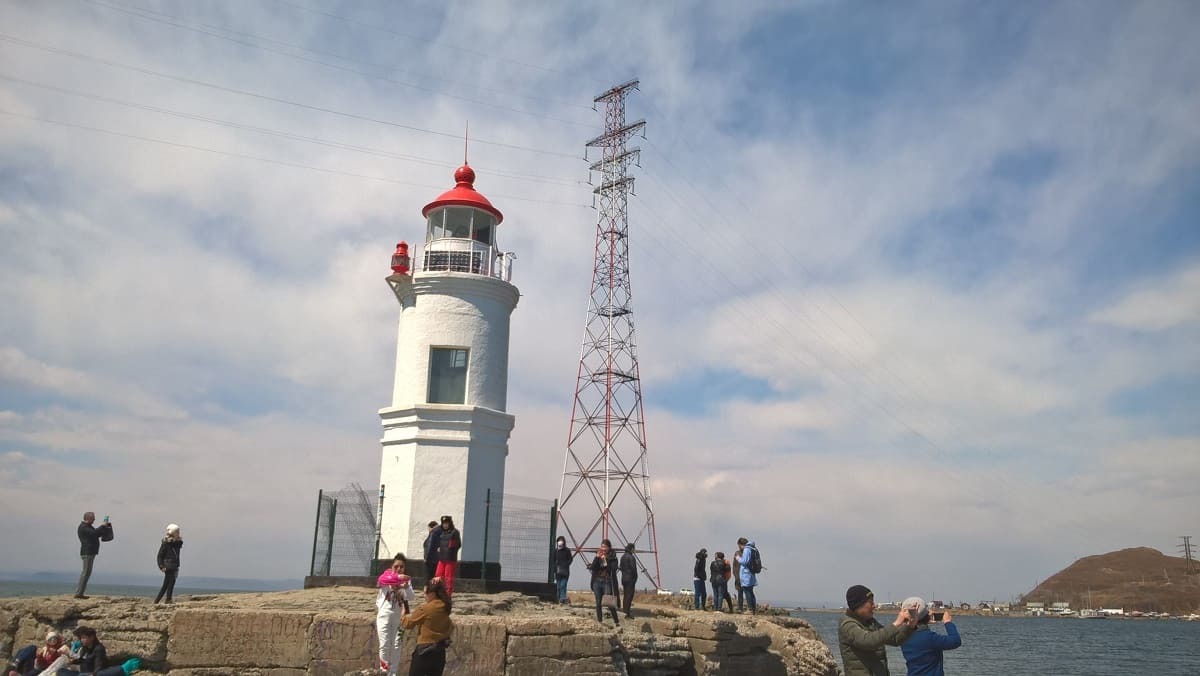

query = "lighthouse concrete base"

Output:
[[377, 404, 513, 564]]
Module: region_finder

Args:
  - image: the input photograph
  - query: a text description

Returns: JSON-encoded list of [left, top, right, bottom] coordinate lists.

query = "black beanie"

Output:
[[846, 585, 874, 610]]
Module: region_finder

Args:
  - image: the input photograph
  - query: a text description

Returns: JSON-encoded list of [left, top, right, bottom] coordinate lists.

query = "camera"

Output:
[[931, 611, 945, 622]]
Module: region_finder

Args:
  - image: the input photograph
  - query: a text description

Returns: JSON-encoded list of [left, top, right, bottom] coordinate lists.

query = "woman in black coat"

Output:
[[587, 539, 620, 626], [155, 523, 183, 604]]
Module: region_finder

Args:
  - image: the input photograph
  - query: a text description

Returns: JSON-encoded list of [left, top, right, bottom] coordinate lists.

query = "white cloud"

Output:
[[1091, 264, 1200, 332]]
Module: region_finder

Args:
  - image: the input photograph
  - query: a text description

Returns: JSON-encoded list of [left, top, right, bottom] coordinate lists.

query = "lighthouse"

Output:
[[378, 163, 518, 579]]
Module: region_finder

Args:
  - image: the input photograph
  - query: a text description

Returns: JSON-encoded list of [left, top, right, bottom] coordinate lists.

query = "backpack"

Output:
[[748, 547, 763, 574]]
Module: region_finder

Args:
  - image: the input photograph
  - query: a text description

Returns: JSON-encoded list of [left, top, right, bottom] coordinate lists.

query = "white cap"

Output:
[[902, 596, 929, 620]]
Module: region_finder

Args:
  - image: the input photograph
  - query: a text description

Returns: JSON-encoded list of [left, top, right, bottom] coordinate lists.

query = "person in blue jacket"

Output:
[[735, 538, 759, 613], [900, 597, 961, 676]]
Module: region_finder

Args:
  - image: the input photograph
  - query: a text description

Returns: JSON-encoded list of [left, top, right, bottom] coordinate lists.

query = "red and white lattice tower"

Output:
[[557, 79, 661, 589]]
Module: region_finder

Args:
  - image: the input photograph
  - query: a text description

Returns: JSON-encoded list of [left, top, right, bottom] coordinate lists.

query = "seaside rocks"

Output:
[[0, 588, 837, 675]]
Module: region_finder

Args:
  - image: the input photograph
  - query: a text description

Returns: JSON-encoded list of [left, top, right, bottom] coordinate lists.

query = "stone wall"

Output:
[[0, 588, 838, 676]]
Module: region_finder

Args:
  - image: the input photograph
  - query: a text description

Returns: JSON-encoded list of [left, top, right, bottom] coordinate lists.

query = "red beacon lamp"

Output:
[[390, 241, 411, 275]]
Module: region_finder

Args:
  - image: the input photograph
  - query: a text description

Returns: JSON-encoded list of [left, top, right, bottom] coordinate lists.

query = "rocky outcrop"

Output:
[[0, 588, 837, 676]]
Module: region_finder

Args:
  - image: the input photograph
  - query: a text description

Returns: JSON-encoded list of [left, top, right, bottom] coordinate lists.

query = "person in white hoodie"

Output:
[[376, 554, 415, 675]]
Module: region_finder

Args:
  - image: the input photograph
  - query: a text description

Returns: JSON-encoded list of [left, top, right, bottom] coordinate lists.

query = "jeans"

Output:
[[737, 584, 744, 611], [556, 575, 569, 602], [711, 580, 730, 612], [743, 584, 757, 612], [591, 577, 619, 624], [693, 579, 707, 609], [76, 554, 95, 596], [155, 569, 178, 603]]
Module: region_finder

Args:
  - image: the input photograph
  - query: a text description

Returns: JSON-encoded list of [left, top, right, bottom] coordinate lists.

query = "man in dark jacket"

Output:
[[838, 584, 916, 676], [433, 515, 461, 596], [57, 627, 139, 676], [619, 543, 638, 619], [692, 549, 708, 610], [422, 520, 439, 583], [76, 512, 113, 599], [554, 536, 573, 604]]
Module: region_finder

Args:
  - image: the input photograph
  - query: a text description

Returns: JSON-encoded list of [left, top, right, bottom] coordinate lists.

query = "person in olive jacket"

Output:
[[618, 543, 638, 619], [154, 524, 183, 604], [75, 512, 113, 599], [838, 584, 917, 676]]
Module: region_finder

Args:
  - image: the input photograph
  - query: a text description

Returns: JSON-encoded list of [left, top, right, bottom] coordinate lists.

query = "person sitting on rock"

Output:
[[5, 630, 67, 676], [56, 626, 140, 676]]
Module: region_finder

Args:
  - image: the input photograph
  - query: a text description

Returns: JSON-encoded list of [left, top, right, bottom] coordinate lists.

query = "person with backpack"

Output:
[[736, 538, 760, 614], [554, 536, 573, 604], [709, 552, 732, 613]]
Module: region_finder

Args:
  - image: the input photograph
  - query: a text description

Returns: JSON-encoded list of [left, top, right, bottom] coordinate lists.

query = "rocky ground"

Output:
[[0, 587, 839, 675]]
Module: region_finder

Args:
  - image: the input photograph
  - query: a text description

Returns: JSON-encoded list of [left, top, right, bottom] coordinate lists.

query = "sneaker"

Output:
[[380, 659, 389, 672]]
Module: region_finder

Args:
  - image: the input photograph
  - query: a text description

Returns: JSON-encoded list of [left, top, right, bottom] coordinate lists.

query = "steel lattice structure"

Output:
[[558, 79, 661, 590]]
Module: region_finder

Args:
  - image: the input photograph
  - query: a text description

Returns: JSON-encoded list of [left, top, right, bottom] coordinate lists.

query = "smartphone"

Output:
[[103, 515, 110, 523]]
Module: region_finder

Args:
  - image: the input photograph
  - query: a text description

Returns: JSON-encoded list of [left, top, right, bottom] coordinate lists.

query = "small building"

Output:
[[1051, 602, 1071, 611], [1026, 602, 1045, 616]]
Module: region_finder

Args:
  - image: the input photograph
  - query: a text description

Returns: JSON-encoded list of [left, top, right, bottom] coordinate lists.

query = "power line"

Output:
[[1181, 536, 1196, 574], [0, 33, 582, 160], [77, 0, 595, 128], [0, 108, 591, 209], [267, 0, 605, 89], [0, 72, 585, 188]]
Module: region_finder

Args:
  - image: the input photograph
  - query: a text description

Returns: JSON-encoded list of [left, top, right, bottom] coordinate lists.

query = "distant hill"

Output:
[[1021, 547, 1200, 614]]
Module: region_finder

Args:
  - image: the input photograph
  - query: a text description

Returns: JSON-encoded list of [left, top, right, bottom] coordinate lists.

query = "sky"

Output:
[[0, 0, 1197, 606]]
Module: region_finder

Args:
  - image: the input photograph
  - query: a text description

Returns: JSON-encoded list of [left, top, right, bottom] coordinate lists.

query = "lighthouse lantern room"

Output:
[[378, 163, 519, 578]]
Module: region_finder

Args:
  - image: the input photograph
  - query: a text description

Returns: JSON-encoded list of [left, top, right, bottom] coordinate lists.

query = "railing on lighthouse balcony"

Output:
[[421, 205, 514, 282]]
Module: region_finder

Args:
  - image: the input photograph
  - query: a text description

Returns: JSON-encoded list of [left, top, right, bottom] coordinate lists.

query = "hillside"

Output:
[[1021, 547, 1200, 614]]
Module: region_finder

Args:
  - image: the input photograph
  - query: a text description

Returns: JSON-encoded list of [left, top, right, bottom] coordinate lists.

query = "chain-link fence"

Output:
[[309, 483, 380, 576], [309, 485, 555, 582], [498, 493, 556, 583]]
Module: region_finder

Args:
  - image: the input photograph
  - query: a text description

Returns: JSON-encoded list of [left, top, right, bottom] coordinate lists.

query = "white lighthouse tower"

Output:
[[378, 163, 518, 575]]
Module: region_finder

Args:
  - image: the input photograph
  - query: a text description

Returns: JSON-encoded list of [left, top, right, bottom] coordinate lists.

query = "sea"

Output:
[[792, 610, 1200, 676], [0, 580, 282, 599]]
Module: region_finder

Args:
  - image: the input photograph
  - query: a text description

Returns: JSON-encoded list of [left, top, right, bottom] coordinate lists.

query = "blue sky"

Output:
[[1, 0, 1197, 606]]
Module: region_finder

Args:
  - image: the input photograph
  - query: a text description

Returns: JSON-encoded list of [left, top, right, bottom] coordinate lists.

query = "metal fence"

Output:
[[309, 483, 380, 576], [497, 493, 556, 583], [309, 484, 555, 582]]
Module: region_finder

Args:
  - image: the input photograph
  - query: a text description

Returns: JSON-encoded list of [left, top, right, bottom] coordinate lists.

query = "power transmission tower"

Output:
[[558, 79, 661, 590], [1180, 536, 1196, 574]]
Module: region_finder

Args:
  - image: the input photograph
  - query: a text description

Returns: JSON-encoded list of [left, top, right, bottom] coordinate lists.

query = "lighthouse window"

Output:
[[428, 347, 469, 404], [472, 212, 493, 245], [444, 208, 472, 239], [426, 210, 444, 240]]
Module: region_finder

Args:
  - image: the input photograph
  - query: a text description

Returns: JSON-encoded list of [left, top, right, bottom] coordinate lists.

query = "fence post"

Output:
[[309, 489, 324, 576], [548, 498, 558, 584], [373, 484, 386, 567], [324, 498, 338, 576], [481, 488, 491, 580]]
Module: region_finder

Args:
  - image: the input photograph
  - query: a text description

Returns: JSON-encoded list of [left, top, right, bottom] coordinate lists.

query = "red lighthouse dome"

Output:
[[422, 164, 503, 224]]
